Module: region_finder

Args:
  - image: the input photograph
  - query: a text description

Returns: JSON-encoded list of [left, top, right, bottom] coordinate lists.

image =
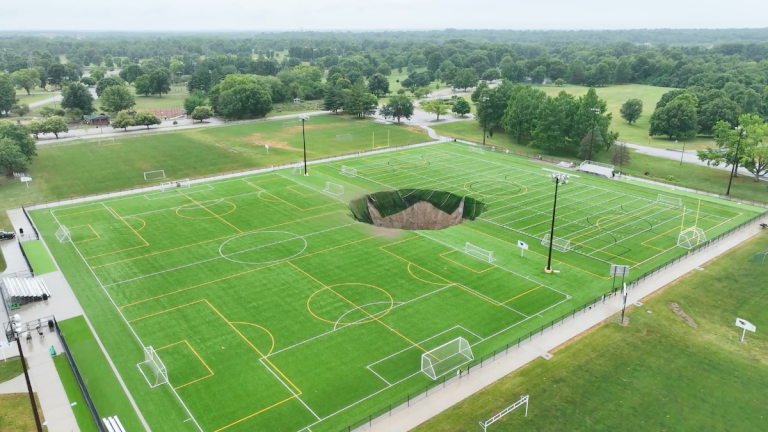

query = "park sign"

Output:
[[735, 317, 756, 342]]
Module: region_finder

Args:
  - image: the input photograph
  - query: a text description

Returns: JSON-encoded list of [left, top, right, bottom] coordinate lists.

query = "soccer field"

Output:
[[29, 142, 761, 432]]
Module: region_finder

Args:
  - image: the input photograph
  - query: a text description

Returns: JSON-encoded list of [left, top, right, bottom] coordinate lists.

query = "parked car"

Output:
[[0, 230, 16, 240]]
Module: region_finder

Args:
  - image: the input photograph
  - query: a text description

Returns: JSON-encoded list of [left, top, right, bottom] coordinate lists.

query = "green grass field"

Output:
[[0, 356, 22, 384], [30, 142, 761, 432], [415, 233, 768, 432], [52, 354, 100, 432], [0, 393, 47, 432], [21, 240, 58, 275]]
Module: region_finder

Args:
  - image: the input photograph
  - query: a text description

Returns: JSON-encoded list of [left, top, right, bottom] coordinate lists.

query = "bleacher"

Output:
[[577, 160, 615, 178], [1, 277, 51, 305]]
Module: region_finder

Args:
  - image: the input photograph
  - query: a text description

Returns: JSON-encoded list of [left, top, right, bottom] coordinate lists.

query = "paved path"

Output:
[[623, 142, 764, 180], [359, 221, 766, 432]]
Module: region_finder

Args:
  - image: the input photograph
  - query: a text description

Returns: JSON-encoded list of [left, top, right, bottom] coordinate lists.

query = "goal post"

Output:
[[323, 182, 344, 196], [677, 227, 707, 249], [541, 234, 571, 252], [144, 170, 165, 180], [340, 166, 357, 177], [160, 179, 190, 192], [657, 194, 683, 207], [469, 147, 485, 154], [336, 134, 353, 142], [464, 242, 495, 263], [421, 337, 474, 380], [138, 346, 168, 388], [55, 225, 70, 243]]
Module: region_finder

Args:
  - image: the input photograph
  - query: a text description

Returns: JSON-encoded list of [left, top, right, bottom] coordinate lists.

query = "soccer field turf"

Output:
[[29, 142, 762, 432]]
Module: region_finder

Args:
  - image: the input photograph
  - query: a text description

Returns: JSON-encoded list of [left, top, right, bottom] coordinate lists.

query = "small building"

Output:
[[83, 114, 110, 126], [293, 98, 302, 104]]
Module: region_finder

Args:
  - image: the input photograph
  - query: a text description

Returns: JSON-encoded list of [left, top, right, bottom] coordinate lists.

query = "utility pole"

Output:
[[545, 172, 569, 273], [726, 126, 745, 196], [300, 115, 309, 176], [587, 108, 600, 161]]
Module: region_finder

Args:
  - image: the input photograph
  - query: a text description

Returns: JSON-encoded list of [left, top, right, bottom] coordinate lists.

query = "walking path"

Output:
[[622, 142, 763, 180], [358, 221, 767, 432]]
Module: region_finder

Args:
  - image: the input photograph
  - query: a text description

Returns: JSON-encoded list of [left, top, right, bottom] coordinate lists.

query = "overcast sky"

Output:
[[4, 0, 768, 31]]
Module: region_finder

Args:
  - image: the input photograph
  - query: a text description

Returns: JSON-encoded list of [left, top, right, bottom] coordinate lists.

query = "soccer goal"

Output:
[[421, 337, 474, 380], [282, 121, 298, 128], [677, 227, 707, 249], [336, 134, 353, 142], [464, 242, 495, 263], [323, 182, 344, 196], [340, 165, 357, 177], [55, 225, 70, 243], [138, 346, 168, 388], [144, 170, 166, 180], [541, 234, 571, 252], [469, 147, 485, 155], [657, 194, 683, 207], [160, 179, 190, 192], [98, 137, 115, 146]]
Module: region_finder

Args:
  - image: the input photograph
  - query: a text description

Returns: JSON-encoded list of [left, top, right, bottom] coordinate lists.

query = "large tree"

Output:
[[386, 94, 414, 123], [367, 73, 389, 98], [698, 114, 768, 182], [649, 93, 699, 140], [191, 106, 213, 123], [95, 76, 125, 97], [149, 68, 172, 97], [420, 100, 450, 121], [60, 83, 94, 115], [452, 97, 471, 117], [342, 81, 377, 118], [134, 111, 162, 129], [219, 84, 273, 119], [0, 121, 36, 160], [11, 69, 41, 95], [698, 97, 741, 135], [111, 110, 136, 131], [502, 85, 547, 143], [100, 85, 136, 113], [620, 99, 643, 124], [0, 138, 29, 174], [184, 91, 208, 115], [452, 68, 478, 90], [46, 64, 67, 87], [323, 85, 344, 113], [43, 116, 68, 138], [119, 64, 144, 85], [134, 74, 152, 96], [0, 75, 17, 116]]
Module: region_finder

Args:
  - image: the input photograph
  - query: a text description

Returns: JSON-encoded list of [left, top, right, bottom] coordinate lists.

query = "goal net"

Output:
[[464, 242, 495, 263], [421, 337, 474, 380], [138, 346, 168, 388], [55, 225, 70, 243], [336, 134, 353, 142], [323, 182, 344, 196], [541, 234, 571, 252], [469, 147, 485, 155], [340, 166, 357, 177], [657, 194, 683, 207], [144, 170, 165, 180], [577, 160, 614, 178], [291, 161, 304, 175], [160, 179, 190, 192], [677, 227, 706, 249]]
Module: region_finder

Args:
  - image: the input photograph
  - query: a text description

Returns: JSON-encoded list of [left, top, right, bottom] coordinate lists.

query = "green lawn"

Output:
[[0, 356, 22, 384], [21, 240, 58, 275], [434, 120, 768, 205], [57, 316, 145, 431], [15, 92, 60, 106], [52, 354, 100, 432], [0, 393, 47, 432], [30, 142, 760, 432], [415, 233, 768, 432], [131, 85, 189, 111]]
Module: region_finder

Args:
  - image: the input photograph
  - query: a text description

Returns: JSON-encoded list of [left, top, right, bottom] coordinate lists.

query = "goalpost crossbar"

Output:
[[144, 170, 166, 180], [160, 179, 190, 192], [464, 242, 495, 263], [340, 166, 357, 177], [479, 395, 529, 430], [55, 225, 70, 243], [323, 182, 344, 196], [677, 227, 707, 249], [421, 337, 474, 380], [138, 346, 168, 388], [336, 134, 353, 142], [541, 234, 571, 252], [469, 147, 485, 154], [657, 194, 683, 207]]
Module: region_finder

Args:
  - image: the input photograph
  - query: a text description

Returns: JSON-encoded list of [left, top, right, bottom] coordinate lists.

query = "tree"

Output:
[[11, 104, 30, 117], [620, 99, 643, 124], [90, 69, 105, 82], [60, 83, 94, 115], [471, 81, 489, 103], [27, 120, 44, 139], [184, 91, 208, 115], [614, 59, 632, 84], [64, 107, 83, 122], [323, 85, 344, 113], [531, 66, 546, 84], [0, 138, 29, 174], [100, 85, 136, 113], [377, 64, 392, 76], [342, 81, 377, 118], [452, 97, 471, 117], [39, 107, 64, 118], [612, 142, 631, 172], [531, 91, 579, 153], [698, 114, 768, 182], [46, 64, 67, 87], [81, 77, 97, 87], [387, 94, 414, 123], [554, 78, 565, 86], [649, 93, 699, 140], [149, 68, 172, 96], [111, 110, 135, 131], [502, 85, 547, 143], [11, 69, 41, 95], [191, 106, 213, 123], [0, 74, 16, 116], [0, 121, 36, 160], [119, 64, 144, 85], [95, 76, 125, 97], [452, 68, 478, 90], [698, 97, 741, 135], [219, 83, 273, 119], [367, 73, 389, 98], [427, 52, 445, 72], [134, 111, 162, 129], [420, 100, 450, 121], [43, 116, 68, 138], [134, 74, 152, 96]]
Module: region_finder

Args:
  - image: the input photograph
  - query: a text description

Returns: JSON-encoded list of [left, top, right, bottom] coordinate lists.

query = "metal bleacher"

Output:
[[577, 160, 615, 178], [1, 277, 51, 305]]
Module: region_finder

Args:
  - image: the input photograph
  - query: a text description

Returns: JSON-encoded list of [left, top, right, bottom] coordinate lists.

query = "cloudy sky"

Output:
[[4, 0, 768, 31]]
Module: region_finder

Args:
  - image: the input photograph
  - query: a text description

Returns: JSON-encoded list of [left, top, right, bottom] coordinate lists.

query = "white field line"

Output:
[[258, 358, 321, 421], [332, 301, 405, 331], [529, 197, 653, 238], [101, 202, 119, 219]]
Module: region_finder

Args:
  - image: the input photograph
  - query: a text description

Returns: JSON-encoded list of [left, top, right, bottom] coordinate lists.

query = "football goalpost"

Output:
[[144, 170, 166, 180], [678, 227, 707, 249], [323, 182, 344, 196], [336, 134, 353, 142], [657, 194, 683, 207], [340, 166, 357, 177], [421, 337, 474, 380], [138, 346, 168, 388], [160, 179, 190, 192], [541, 234, 571, 252], [372, 131, 390, 150], [55, 225, 70, 243], [464, 242, 495, 263]]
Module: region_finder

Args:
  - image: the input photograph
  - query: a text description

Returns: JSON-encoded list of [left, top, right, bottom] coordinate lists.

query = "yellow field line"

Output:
[[55, 207, 108, 218], [155, 340, 215, 390], [71, 224, 100, 244], [179, 191, 243, 234], [286, 184, 319, 197], [501, 285, 543, 305], [212, 395, 296, 432], [407, 263, 446, 285], [569, 206, 659, 243], [230, 322, 276, 356]]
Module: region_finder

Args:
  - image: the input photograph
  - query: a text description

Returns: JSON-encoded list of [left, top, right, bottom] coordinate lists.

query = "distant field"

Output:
[[15, 92, 58, 105], [130, 84, 188, 111], [415, 234, 768, 432]]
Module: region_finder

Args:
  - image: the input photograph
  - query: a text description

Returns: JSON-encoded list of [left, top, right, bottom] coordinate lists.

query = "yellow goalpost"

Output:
[[372, 131, 390, 150]]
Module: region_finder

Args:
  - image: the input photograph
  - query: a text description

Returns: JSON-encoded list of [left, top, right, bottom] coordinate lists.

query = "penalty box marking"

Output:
[[68, 224, 101, 243], [154, 340, 215, 390]]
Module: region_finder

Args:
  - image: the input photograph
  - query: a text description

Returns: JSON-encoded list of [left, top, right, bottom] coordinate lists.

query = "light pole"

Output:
[[587, 108, 600, 161], [300, 115, 309, 176], [481, 96, 489, 146], [545, 172, 569, 274], [726, 126, 745, 196], [678, 140, 687, 165]]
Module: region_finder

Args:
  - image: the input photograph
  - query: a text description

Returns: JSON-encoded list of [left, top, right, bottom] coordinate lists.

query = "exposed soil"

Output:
[[368, 198, 465, 230], [668, 302, 698, 328], [244, 133, 301, 151]]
